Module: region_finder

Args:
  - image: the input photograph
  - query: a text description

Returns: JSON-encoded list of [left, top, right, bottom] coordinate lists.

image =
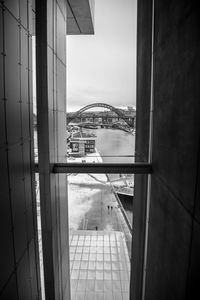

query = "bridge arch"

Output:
[[67, 103, 134, 127]]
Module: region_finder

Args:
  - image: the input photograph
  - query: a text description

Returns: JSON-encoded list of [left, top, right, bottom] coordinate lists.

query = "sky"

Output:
[[67, 0, 137, 112]]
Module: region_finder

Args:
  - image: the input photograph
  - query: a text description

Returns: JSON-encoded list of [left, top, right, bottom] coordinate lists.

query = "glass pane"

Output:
[[68, 172, 133, 299], [66, 0, 137, 164]]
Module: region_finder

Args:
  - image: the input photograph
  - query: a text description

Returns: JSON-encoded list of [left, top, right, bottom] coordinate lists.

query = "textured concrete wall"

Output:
[[36, 0, 70, 299], [146, 1, 200, 299], [0, 1, 41, 299], [133, 0, 200, 299]]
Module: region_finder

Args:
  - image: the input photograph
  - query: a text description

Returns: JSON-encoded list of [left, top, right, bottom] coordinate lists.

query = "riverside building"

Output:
[[70, 131, 96, 157], [0, 0, 200, 300]]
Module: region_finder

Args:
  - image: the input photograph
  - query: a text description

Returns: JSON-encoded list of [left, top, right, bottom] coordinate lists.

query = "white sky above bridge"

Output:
[[66, 0, 137, 112]]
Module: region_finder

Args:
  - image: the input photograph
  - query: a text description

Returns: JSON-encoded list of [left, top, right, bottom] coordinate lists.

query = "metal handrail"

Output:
[[35, 162, 152, 174]]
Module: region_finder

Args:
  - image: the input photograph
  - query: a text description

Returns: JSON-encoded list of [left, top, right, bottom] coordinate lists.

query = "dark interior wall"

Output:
[[36, 0, 70, 299], [132, 0, 200, 299], [145, 0, 200, 299], [0, 1, 40, 299]]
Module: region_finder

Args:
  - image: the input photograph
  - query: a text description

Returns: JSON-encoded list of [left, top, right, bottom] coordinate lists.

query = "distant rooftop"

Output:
[[72, 131, 96, 139]]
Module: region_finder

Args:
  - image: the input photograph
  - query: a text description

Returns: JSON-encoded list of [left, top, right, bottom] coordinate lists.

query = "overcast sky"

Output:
[[67, 0, 137, 112]]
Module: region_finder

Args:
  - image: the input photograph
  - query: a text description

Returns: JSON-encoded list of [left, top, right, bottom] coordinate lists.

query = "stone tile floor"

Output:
[[69, 230, 130, 300]]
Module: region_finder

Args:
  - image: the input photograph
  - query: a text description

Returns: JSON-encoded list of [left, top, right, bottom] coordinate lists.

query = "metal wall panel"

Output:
[[57, 60, 66, 114], [17, 252, 32, 299], [4, 11, 21, 145], [56, 5, 66, 63], [47, 0, 53, 48], [11, 178, 27, 262], [8, 144, 24, 190], [0, 274, 18, 300], [0, 149, 14, 291], [4, 0, 19, 18], [19, 0, 28, 29], [0, 1, 41, 298]]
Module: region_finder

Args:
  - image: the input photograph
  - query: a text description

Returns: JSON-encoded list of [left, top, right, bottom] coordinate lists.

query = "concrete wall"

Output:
[[132, 0, 200, 299], [147, 0, 200, 298], [0, 1, 41, 299], [36, 0, 70, 299]]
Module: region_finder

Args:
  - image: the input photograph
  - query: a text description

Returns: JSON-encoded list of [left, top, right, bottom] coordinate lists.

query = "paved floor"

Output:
[[68, 173, 132, 256], [67, 153, 132, 299], [69, 230, 130, 300]]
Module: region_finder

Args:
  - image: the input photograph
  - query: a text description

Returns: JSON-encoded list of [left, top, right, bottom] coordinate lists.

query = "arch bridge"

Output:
[[67, 103, 135, 127]]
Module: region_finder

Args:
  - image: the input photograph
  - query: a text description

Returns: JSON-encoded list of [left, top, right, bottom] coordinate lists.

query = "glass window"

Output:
[[66, 2, 139, 295], [66, 0, 137, 164], [68, 172, 133, 299]]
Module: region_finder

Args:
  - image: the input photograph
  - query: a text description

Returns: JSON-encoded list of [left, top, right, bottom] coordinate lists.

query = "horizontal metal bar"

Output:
[[35, 163, 152, 174]]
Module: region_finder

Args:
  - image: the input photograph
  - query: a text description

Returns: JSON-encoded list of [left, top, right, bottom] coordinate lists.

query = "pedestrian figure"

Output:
[[107, 205, 110, 214], [111, 206, 113, 214], [95, 226, 98, 231]]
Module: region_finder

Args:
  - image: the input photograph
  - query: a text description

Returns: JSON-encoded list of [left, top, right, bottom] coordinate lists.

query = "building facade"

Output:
[[70, 132, 96, 157]]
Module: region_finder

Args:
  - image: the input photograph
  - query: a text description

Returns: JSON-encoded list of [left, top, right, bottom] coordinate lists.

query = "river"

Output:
[[68, 128, 135, 230], [95, 128, 135, 163], [82, 128, 135, 163], [84, 128, 135, 224]]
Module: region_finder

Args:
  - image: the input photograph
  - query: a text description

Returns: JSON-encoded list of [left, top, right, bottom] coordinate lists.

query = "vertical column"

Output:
[[36, 0, 70, 299], [130, 0, 153, 299]]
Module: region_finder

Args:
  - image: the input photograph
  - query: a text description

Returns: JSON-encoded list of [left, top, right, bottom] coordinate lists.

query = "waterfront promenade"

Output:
[[67, 152, 132, 256]]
